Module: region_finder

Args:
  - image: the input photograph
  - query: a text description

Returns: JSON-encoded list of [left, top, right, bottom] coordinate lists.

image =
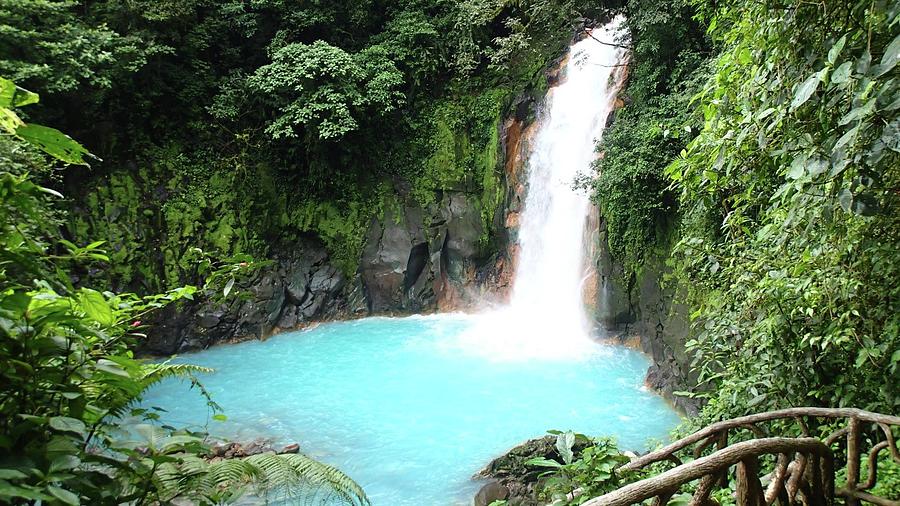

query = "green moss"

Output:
[[67, 83, 523, 292], [476, 115, 501, 246], [408, 87, 508, 249], [285, 198, 374, 276]]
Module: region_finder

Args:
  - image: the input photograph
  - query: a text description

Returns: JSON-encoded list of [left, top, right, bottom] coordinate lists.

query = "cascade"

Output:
[[458, 18, 628, 359]]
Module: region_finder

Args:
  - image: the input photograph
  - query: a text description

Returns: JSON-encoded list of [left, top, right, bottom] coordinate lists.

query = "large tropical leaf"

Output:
[[15, 123, 93, 166]]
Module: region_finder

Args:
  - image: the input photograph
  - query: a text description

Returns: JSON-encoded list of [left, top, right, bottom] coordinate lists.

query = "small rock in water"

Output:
[[279, 443, 300, 454], [209, 439, 277, 460]]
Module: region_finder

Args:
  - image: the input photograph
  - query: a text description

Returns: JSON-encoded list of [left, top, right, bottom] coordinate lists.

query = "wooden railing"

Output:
[[583, 408, 900, 506]]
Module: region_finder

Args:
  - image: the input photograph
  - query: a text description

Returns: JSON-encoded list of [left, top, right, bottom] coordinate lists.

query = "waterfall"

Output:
[[511, 18, 626, 334], [455, 18, 627, 360]]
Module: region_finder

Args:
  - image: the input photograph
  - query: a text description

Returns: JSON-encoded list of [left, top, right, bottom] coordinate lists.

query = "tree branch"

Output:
[[582, 29, 631, 50]]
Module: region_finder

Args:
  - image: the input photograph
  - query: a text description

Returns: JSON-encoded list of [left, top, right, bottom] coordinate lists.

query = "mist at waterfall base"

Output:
[[142, 19, 681, 505], [145, 315, 679, 505]]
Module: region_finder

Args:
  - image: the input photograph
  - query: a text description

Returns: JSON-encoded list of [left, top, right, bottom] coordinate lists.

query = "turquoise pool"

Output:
[[143, 313, 680, 505]]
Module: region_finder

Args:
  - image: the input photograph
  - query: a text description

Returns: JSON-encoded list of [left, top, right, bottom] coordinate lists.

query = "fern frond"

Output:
[[156, 451, 369, 506], [245, 452, 370, 506], [139, 362, 213, 390]]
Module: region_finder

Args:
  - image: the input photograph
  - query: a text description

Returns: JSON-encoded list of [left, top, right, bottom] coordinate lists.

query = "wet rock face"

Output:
[[141, 185, 513, 354], [142, 186, 514, 355], [141, 236, 356, 355], [592, 217, 701, 416], [359, 191, 494, 314], [140, 91, 523, 353], [474, 481, 509, 506]]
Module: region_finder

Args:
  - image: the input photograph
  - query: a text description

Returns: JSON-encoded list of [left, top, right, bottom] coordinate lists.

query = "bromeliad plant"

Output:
[[0, 79, 369, 505]]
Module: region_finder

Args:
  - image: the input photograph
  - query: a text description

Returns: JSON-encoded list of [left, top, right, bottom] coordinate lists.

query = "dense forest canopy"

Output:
[[590, 0, 899, 419], [3, 0, 626, 287], [1, 0, 899, 503]]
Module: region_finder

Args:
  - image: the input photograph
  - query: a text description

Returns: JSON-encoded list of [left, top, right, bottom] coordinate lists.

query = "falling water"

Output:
[[457, 18, 627, 360]]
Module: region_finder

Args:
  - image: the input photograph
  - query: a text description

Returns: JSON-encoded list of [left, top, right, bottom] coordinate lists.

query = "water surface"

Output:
[[144, 314, 680, 505]]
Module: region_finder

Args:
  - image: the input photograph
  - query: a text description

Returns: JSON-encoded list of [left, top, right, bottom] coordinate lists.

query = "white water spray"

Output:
[[455, 18, 627, 360]]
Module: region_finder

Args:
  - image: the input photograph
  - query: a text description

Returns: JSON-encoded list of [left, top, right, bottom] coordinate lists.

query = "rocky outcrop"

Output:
[[474, 482, 510, 506], [475, 435, 590, 505], [207, 439, 301, 461], [143, 97, 537, 354], [359, 191, 496, 313], [143, 236, 362, 355], [592, 219, 700, 415]]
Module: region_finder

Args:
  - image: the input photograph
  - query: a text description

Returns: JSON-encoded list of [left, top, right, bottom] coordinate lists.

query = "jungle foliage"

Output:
[[672, 0, 900, 420], [0, 83, 369, 505], [4, 0, 624, 288], [589, 0, 900, 422], [583, 0, 710, 276], [4, 0, 900, 501], [526, 431, 634, 505]]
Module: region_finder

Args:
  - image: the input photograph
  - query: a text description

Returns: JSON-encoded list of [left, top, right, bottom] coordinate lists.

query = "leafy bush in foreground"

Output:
[[0, 78, 368, 505]]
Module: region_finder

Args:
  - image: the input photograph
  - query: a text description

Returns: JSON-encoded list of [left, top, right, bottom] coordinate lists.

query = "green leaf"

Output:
[[223, 277, 235, 298], [0, 469, 27, 480], [556, 430, 575, 465], [857, 50, 872, 75], [790, 71, 822, 110], [0, 483, 50, 501], [14, 124, 93, 166], [828, 35, 846, 64], [2, 293, 31, 318], [807, 157, 828, 177], [95, 359, 130, 377], [831, 61, 852, 84], [838, 188, 853, 211], [47, 485, 79, 505], [37, 186, 64, 199], [838, 98, 876, 125], [875, 33, 900, 77], [788, 154, 807, 179], [0, 78, 39, 108], [0, 108, 23, 134], [525, 457, 563, 469], [50, 455, 80, 472], [833, 125, 859, 152], [48, 417, 86, 435], [212, 414, 228, 422], [748, 394, 766, 406], [78, 289, 114, 326]]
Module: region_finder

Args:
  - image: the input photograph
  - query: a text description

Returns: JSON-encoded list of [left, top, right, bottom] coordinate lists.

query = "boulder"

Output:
[[284, 263, 310, 304], [142, 235, 351, 354], [474, 481, 509, 506], [279, 443, 300, 454]]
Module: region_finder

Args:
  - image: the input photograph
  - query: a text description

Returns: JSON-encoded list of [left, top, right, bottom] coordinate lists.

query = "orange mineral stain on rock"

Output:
[[505, 211, 520, 229]]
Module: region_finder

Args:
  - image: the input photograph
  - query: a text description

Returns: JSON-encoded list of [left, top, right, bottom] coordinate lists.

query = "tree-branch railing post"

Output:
[[846, 416, 861, 506], [735, 455, 763, 506]]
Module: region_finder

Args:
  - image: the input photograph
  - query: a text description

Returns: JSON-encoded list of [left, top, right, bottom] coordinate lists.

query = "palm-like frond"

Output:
[[247, 452, 369, 506], [158, 451, 369, 506], [139, 362, 213, 388], [89, 359, 214, 420]]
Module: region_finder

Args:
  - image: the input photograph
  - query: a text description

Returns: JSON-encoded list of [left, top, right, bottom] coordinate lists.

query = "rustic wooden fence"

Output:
[[583, 408, 900, 506]]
